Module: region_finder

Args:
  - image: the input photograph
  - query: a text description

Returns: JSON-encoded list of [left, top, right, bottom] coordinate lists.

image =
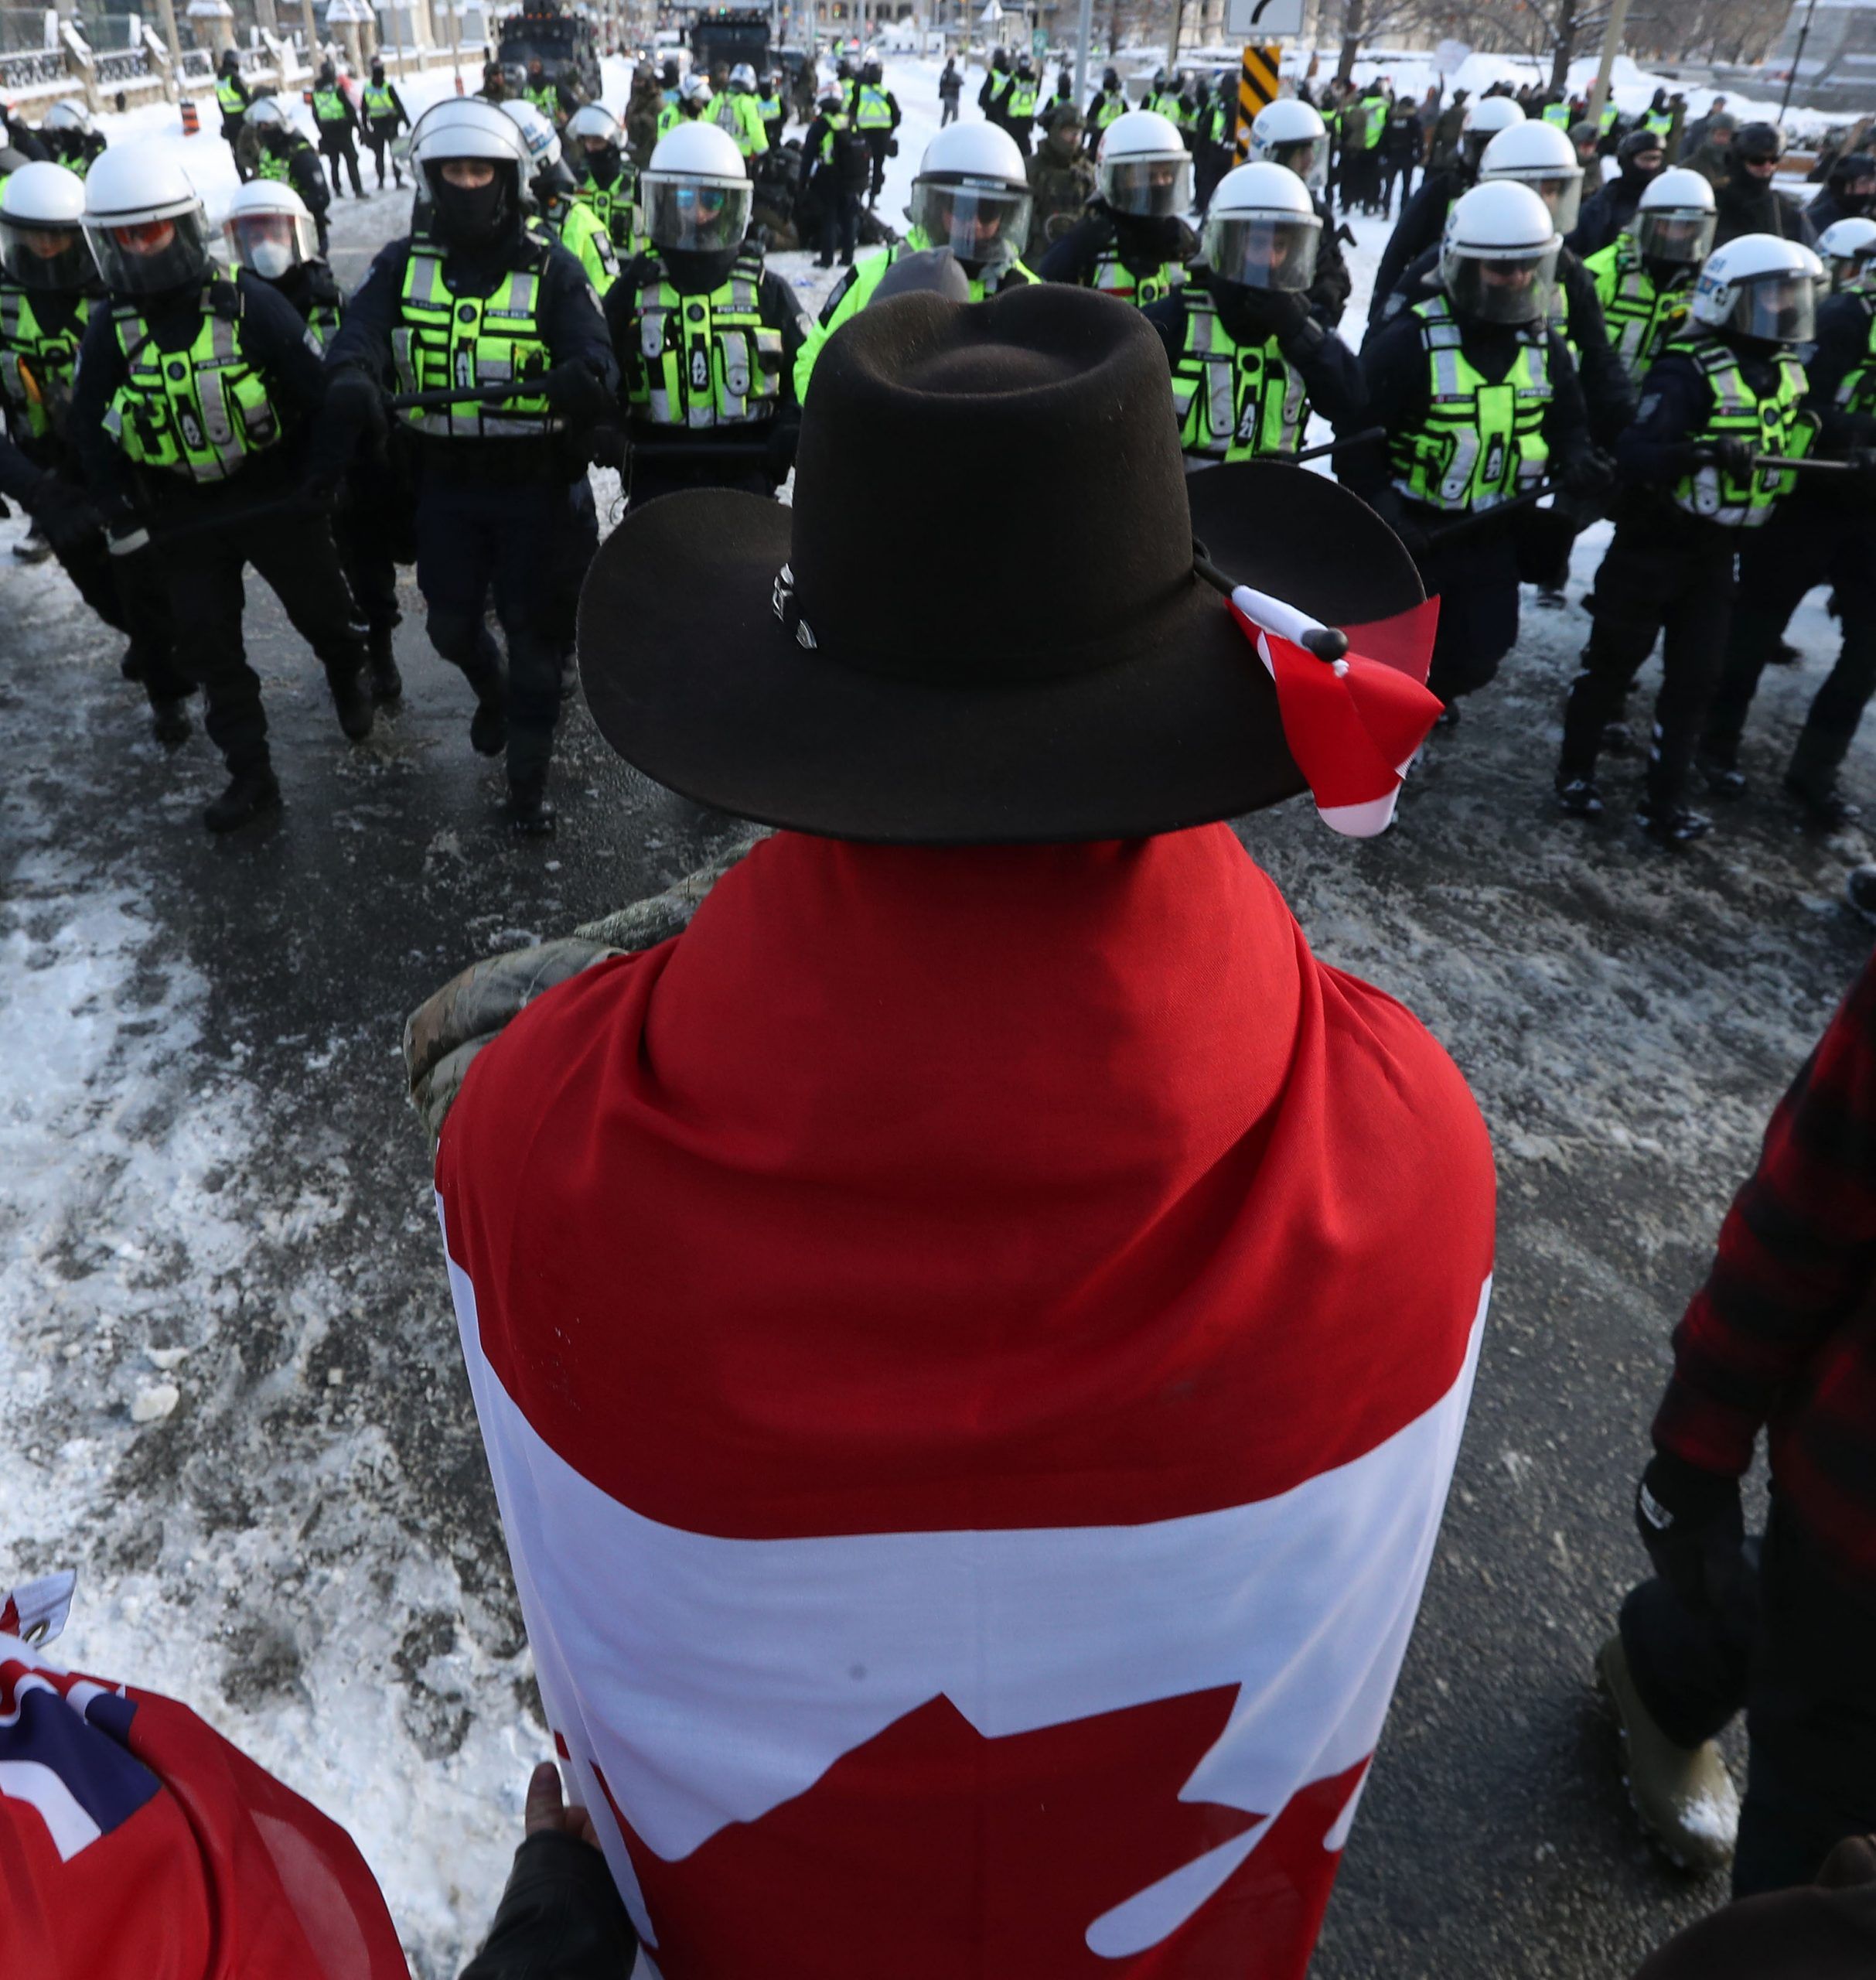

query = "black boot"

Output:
[[1696, 744, 1748, 801], [1555, 774, 1603, 818], [507, 775, 556, 836], [326, 661, 375, 741], [150, 698, 191, 748], [367, 624, 403, 702], [1637, 802, 1712, 847], [466, 664, 507, 756], [204, 763, 281, 833], [1785, 729, 1861, 827]]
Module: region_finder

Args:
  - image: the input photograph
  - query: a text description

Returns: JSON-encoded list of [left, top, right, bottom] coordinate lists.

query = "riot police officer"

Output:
[[1038, 109, 1197, 306], [850, 56, 899, 202], [216, 50, 253, 178], [1699, 220, 1876, 827], [68, 145, 376, 831], [715, 63, 770, 163], [1247, 97, 1352, 326], [1370, 93, 1523, 326], [1351, 181, 1598, 717], [311, 60, 365, 200], [0, 157, 183, 728], [564, 103, 638, 254], [360, 61, 411, 189], [247, 97, 333, 254], [319, 98, 617, 836], [1084, 67, 1128, 154], [37, 101, 104, 178], [1556, 234, 1821, 842], [221, 177, 403, 705], [504, 98, 619, 295], [1583, 167, 1714, 385], [1144, 162, 1366, 466], [605, 121, 807, 505], [795, 119, 1036, 398]]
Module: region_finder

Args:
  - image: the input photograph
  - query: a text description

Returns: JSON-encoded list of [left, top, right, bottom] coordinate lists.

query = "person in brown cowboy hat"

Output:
[[423, 284, 1494, 1979]]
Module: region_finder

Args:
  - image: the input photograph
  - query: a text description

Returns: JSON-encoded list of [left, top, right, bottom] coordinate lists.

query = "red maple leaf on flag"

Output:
[[588, 1688, 1363, 1979]]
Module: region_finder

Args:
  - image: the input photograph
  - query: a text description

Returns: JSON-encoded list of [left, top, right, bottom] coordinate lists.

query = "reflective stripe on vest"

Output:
[[1586, 233, 1688, 384], [312, 87, 347, 122], [1363, 101, 1388, 147], [302, 293, 343, 353], [363, 83, 397, 119], [391, 239, 558, 439], [1541, 103, 1572, 127], [629, 251, 782, 427], [574, 178, 639, 250], [1168, 292, 1306, 463], [528, 83, 558, 117], [1006, 83, 1038, 120], [101, 285, 280, 483], [1642, 111, 1673, 137], [1095, 91, 1125, 128], [657, 103, 682, 135], [549, 196, 618, 294], [0, 282, 86, 440], [758, 94, 783, 120], [1089, 248, 1185, 308], [216, 76, 246, 113], [1669, 333, 1808, 527], [1389, 294, 1552, 512], [818, 110, 850, 162], [854, 85, 893, 130], [1832, 293, 1876, 421]]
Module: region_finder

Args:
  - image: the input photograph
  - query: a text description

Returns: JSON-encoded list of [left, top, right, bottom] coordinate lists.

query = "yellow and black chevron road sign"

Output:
[[1234, 43, 1281, 161]]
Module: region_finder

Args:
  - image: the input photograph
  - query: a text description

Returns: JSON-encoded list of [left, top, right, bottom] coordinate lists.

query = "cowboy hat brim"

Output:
[[578, 463, 1423, 845]]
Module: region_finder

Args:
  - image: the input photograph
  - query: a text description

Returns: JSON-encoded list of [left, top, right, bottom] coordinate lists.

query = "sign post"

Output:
[[1224, 0, 1301, 162]]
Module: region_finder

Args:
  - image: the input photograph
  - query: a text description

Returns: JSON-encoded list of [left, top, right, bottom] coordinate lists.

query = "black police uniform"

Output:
[[322, 212, 618, 831], [67, 268, 374, 824], [1036, 204, 1199, 306], [1703, 289, 1876, 822], [1368, 163, 1468, 329], [1352, 298, 1594, 708]]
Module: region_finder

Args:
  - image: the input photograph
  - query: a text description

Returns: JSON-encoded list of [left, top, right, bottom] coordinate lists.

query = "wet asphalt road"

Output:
[[9, 179, 1876, 1980]]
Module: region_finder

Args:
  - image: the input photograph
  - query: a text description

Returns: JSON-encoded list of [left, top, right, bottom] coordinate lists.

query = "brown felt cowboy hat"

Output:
[[577, 283, 1422, 844]]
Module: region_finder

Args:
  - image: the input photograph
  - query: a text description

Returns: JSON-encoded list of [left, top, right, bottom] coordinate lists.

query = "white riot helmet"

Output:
[[680, 71, 713, 107], [221, 176, 319, 279], [908, 118, 1032, 275], [0, 159, 90, 291], [564, 102, 626, 149], [1478, 118, 1584, 238], [1248, 97, 1328, 190], [42, 98, 95, 136], [1097, 108, 1192, 219], [729, 62, 757, 91], [245, 95, 297, 138], [1816, 213, 1876, 292], [80, 142, 212, 295], [412, 97, 534, 244], [642, 119, 749, 253], [1202, 161, 1320, 292], [1439, 179, 1560, 326], [501, 97, 563, 172], [1633, 167, 1717, 274], [1689, 231, 1823, 343], [1460, 94, 1525, 169]]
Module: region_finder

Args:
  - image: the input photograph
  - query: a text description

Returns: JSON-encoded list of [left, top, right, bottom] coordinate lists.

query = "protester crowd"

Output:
[[3, 37, 1875, 1980]]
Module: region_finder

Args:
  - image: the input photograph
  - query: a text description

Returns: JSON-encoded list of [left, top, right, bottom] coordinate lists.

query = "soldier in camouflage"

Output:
[[1025, 102, 1097, 265]]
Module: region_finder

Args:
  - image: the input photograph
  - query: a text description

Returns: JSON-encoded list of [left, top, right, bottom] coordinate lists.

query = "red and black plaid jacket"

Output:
[[1654, 948, 1876, 1596]]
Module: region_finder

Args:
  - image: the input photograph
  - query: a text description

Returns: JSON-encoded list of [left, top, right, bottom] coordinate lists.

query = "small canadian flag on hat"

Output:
[[1227, 585, 1444, 838]]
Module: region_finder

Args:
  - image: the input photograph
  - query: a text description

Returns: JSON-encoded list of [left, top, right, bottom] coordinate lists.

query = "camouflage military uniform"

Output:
[[625, 75, 663, 169], [1025, 109, 1097, 264]]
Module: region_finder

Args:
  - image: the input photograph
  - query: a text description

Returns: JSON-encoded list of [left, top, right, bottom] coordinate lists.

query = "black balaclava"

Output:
[[586, 143, 622, 189], [663, 243, 741, 293], [429, 161, 517, 255]]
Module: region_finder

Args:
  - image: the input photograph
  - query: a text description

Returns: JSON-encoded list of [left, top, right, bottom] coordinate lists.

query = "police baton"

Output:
[[384, 379, 547, 411], [1423, 481, 1560, 544], [1263, 425, 1387, 469], [107, 490, 330, 555], [1751, 452, 1861, 474]]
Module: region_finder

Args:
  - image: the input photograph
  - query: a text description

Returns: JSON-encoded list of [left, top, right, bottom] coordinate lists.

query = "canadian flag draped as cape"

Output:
[[437, 824, 1496, 1979]]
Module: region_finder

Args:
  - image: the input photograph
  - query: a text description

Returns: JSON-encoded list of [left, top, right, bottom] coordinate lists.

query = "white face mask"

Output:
[[248, 237, 295, 279]]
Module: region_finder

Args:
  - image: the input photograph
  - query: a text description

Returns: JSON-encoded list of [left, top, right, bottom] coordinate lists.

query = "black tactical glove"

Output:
[[1709, 435, 1758, 483], [541, 360, 613, 424], [764, 416, 800, 487], [1634, 1449, 1745, 1612], [24, 472, 101, 553], [1557, 448, 1615, 501], [308, 366, 385, 492], [458, 1832, 638, 1980], [1369, 486, 1431, 562]]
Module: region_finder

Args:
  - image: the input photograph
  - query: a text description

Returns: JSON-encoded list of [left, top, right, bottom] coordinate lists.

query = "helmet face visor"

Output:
[[223, 207, 317, 278], [1441, 240, 1560, 326], [1099, 152, 1192, 218], [0, 216, 90, 291], [1264, 135, 1324, 189], [909, 178, 1031, 271], [1636, 208, 1714, 267], [643, 174, 750, 251], [1735, 271, 1816, 343], [1202, 211, 1319, 291], [1516, 169, 1581, 238], [1830, 249, 1876, 293], [84, 205, 213, 295]]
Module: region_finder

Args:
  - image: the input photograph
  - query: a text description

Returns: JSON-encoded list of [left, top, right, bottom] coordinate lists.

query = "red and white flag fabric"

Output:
[[435, 824, 1496, 1980], [0, 1634, 407, 1980], [1226, 585, 1444, 839]]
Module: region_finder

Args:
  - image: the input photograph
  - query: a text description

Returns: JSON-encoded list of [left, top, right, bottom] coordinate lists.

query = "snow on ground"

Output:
[[12, 55, 1876, 1980]]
